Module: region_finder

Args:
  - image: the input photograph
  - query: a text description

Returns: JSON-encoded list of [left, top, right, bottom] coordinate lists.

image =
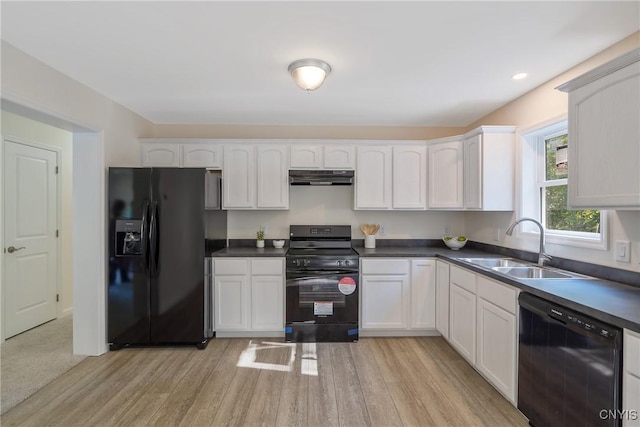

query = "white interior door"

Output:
[[4, 140, 58, 338]]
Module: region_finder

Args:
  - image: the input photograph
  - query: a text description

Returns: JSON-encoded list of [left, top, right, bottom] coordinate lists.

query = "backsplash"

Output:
[[227, 186, 465, 239]]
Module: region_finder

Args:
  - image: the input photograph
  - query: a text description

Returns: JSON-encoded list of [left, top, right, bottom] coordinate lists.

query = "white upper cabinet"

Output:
[[428, 137, 464, 209], [141, 143, 181, 167], [182, 144, 222, 168], [463, 126, 515, 211], [557, 48, 640, 209], [355, 146, 393, 209], [256, 145, 289, 209], [290, 144, 355, 169], [140, 139, 222, 168], [290, 145, 323, 168], [393, 146, 427, 210], [224, 144, 288, 210], [324, 145, 356, 169], [223, 145, 256, 209]]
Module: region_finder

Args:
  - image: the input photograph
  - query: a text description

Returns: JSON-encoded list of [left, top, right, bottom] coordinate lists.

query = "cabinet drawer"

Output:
[[251, 258, 283, 275], [450, 266, 476, 294], [477, 276, 517, 314], [361, 258, 409, 275], [214, 258, 249, 275], [625, 329, 640, 376]]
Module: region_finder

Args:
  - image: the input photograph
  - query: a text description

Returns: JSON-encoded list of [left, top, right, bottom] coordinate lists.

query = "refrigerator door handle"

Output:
[[141, 200, 151, 276], [149, 201, 160, 277]]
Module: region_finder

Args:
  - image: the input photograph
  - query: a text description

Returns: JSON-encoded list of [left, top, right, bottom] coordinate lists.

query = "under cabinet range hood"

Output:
[[289, 170, 354, 185]]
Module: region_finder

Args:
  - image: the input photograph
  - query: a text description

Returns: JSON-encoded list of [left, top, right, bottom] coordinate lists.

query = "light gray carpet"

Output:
[[1, 315, 86, 414]]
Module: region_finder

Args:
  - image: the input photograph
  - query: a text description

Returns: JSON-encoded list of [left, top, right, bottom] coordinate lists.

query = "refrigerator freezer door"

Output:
[[150, 168, 206, 344], [108, 168, 152, 346]]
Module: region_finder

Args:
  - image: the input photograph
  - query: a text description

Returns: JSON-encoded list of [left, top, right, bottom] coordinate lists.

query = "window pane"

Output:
[[545, 185, 600, 232], [545, 134, 568, 180]]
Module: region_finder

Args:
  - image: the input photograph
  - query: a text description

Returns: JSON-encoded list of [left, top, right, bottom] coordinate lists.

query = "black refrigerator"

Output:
[[108, 167, 225, 350]]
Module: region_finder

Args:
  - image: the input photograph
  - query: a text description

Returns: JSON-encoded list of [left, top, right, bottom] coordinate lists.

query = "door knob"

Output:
[[7, 246, 26, 253]]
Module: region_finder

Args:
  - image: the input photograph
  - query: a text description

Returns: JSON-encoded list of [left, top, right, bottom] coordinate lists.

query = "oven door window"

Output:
[[286, 273, 358, 323]]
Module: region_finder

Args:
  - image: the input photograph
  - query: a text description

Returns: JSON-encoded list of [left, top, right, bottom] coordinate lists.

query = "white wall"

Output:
[[1, 111, 74, 318], [1, 41, 154, 355], [229, 186, 465, 240]]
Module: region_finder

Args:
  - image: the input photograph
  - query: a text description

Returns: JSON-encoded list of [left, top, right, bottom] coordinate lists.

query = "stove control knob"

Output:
[[337, 260, 344, 267], [303, 259, 310, 267]]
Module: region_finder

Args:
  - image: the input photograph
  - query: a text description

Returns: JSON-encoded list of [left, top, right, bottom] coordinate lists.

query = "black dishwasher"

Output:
[[518, 293, 622, 427]]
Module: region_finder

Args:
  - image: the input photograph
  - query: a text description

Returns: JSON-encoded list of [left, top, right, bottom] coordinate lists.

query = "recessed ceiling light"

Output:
[[512, 72, 528, 80]]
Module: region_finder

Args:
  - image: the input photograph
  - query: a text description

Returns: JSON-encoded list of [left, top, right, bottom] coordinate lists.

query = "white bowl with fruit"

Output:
[[443, 235, 467, 250]]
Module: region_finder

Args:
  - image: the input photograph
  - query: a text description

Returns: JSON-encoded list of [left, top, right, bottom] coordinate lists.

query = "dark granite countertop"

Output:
[[354, 245, 640, 333]]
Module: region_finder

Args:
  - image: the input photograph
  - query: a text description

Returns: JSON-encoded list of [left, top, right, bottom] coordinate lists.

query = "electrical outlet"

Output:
[[444, 225, 451, 235], [615, 240, 631, 263], [493, 228, 501, 242], [380, 225, 385, 235]]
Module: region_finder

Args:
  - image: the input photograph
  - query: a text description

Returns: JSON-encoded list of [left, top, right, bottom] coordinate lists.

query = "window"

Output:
[[522, 120, 607, 249]]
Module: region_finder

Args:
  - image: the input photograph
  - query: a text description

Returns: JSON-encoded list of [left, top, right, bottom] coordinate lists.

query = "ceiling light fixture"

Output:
[[288, 58, 331, 93], [512, 72, 528, 80]]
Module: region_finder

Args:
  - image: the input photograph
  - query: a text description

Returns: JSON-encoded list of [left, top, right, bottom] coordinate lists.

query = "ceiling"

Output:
[[1, 1, 638, 127]]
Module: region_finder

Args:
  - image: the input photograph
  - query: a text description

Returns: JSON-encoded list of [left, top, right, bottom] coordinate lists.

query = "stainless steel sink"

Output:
[[459, 258, 529, 268], [491, 266, 584, 279]]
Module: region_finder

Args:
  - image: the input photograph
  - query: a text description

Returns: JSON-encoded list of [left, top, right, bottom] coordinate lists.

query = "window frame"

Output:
[[520, 119, 608, 250]]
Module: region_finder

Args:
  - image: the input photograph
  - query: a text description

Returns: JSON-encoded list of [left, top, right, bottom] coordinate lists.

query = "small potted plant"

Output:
[[256, 230, 265, 248]]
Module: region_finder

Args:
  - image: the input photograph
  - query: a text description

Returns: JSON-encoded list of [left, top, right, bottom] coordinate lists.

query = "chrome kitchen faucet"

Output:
[[505, 217, 552, 267]]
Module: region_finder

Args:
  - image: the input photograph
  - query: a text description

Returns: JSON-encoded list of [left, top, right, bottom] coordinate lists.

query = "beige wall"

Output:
[[1, 111, 74, 316], [150, 123, 464, 141], [463, 32, 640, 272]]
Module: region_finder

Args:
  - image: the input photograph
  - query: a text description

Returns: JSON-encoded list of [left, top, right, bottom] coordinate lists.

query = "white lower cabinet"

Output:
[[214, 257, 284, 335], [449, 282, 476, 363], [624, 329, 640, 427], [361, 275, 409, 329], [449, 266, 477, 363], [448, 265, 518, 404], [215, 274, 249, 330], [476, 276, 517, 404], [251, 275, 284, 330], [360, 258, 436, 335], [435, 260, 450, 339], [410, 259, 436, 329]]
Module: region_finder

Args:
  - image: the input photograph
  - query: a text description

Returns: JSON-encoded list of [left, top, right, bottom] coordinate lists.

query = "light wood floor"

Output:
[[1, 337, 528, 426]]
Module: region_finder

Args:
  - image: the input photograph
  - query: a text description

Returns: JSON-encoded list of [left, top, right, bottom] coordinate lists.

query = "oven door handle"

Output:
[[286, 272, 358, 280]]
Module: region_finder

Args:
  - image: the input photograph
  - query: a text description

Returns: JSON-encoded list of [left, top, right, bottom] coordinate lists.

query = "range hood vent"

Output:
[[289, 170, 354, 186]]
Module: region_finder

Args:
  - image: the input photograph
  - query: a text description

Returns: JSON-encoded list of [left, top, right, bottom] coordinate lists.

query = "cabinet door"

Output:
[[568, 62, 640, 208], [449, 283, 476, 364], [428, 139, 464, 208], [476, 298, 517, 403], [215, 275, 249, 330], [355, 146, 392, 209], [324, 145, 355, 169], [223, 145, 256, 209], [393, 146, 427, 209], [361, 275, 409, 329], [141, 143, 181, 167], [251, 275, 284, 330], [624, 329, 640, 427], [410, 259, 435, 329], [435, 261, 450, 339], [257, 145, 289, 209], [290, 145, 322, 169], [464, 134, 482, 209], [182, 144, 222, 168]]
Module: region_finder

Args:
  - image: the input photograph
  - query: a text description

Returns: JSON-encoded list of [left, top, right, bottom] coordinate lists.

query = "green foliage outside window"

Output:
[[544, 134, 600, 233]]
